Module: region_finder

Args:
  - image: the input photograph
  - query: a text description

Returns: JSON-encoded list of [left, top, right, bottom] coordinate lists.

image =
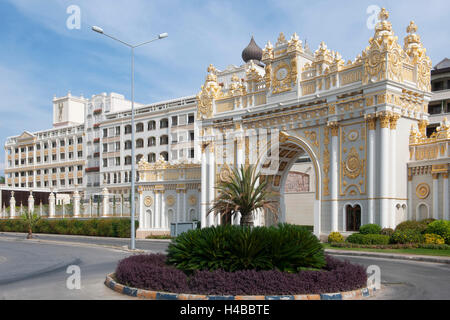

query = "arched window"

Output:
[[160, 135, 169, 145], [136, 123, 144, 132], [136, 139, 144, 148], [160, 152, 168, 161], [148, 153, 156, 163], [160, 118, 169, 129], [124, 156, 132, 165], [346, 205, 361, 231], [189, 209, 197, 221], [124, 171, 128, 182], [124, 140, 132, 150], [148, 137, 156, 147], [148, 121, 156, 131], [136, 154, 144, 163], [125, 125, 132, 134]]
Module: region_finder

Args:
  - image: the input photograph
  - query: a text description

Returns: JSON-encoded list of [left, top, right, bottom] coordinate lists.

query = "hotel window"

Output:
[[103, 129, 108, 138], [52, 142, 56, 148], [148, 153, 156, 163], [188, 114, 195, 124], [36, 144, 41, 150], [190, 148, 194, 159], [172, 116, 178, 126], [15, 148, 18, 153], [44, 169, 48, 174], [125, 156, 132, 165], [115, 157, 120, 166], [189, 131, 195, 141], [160, 118, 169, 128], [28, 158, 33, 164], [160, 152, 168, 161], [124, 140, 132, 150], [160, 135, 169, 145], [148, 137, 156, 147], [52, 155, 56, 161], [69, 152, 73, 159], [115, 141, 120, 151], [78, 151, 82, 157], [60, 140, 65, 147], [179, 114, 186, 125], [21, 159, 25, 165], [115, 126, 120, 136], [60, 180, 65, 186], [44, 181, 48, 187], [77, 137, 83, 144], [60, 153, 65, 160], [103, 159, 108, 167], [15, 160, 19, 166], [103, 144, 108, 152], [60, 167, 65, 173], [44, 156, 48, 162], [77, 165, 83, 171], [52, 168, 57, 173], [68, 166, 73, 172], [77, 178, 83, 184], [28, 146, 33, 151], [148, 121, 156, 131], [44, 143, 48, 149], [136, 123, 144, 132], [52, 180, 57, 186], [37, 182, 41, 188], [125, 125, 132, 134], [68, 139, 73, 145], [68, 179, 73, 185], [136, 154, 143, 162]]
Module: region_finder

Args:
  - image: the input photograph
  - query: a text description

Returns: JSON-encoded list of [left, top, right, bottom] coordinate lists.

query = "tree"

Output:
[[208, 165, 279, 227], [21, 211, 41, 239], [0, 176, 4, 184]]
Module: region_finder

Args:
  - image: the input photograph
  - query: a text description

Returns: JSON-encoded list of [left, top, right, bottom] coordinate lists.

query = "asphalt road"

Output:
[[0, 233, 449, 300]]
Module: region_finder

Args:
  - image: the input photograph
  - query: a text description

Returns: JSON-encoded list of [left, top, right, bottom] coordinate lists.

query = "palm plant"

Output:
[[208, 165, 279, 227], [21, 211, 41, 239]]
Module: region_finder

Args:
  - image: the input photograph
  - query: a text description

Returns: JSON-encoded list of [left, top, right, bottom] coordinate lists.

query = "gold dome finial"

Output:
[[379, 8, 389, 21], [407, 21, 418, 34]]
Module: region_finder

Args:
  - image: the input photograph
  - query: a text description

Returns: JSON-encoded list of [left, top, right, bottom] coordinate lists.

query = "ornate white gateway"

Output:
[[196, 9, 434, 237]]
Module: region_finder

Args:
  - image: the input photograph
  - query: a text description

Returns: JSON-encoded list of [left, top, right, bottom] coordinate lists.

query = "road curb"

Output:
[[0, 236, 147, 254], [105, 273, 377, 300], [325, 249, 450, 264]]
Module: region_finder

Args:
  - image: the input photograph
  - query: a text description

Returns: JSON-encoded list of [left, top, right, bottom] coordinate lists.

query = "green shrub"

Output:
[[423, 233, 445, 245], [328, 232, 344, 243], [0, 218, 137, 238], [167, 223, 325, 273], [346, 233, 390, 245], [395, 220, 428, 233], [359, 224, 381, 235], [420, 218, 436, 225], [390, 229, 423, 244], [380, 228, 395, 236], [425, 220, 450, 244]]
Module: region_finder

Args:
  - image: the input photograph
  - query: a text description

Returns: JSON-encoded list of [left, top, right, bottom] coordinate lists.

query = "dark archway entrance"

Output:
[[346, 205, 361, 231]]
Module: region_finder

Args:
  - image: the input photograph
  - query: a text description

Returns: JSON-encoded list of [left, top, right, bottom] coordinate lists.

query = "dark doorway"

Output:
[[346, 205, 361, 231]]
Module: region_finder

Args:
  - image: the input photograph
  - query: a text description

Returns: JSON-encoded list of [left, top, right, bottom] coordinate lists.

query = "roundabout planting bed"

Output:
[[106, 225, 372, 299]]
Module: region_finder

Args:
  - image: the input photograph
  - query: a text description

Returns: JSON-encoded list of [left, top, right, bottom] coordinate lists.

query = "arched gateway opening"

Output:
[[257, 133, 321, 236]]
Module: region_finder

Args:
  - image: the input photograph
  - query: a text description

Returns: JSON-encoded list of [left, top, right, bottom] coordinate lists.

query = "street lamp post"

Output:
[[92, 26, 168, 250]]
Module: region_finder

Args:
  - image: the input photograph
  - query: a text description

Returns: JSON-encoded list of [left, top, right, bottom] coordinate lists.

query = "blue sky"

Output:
[[1, 0, 449, 175]]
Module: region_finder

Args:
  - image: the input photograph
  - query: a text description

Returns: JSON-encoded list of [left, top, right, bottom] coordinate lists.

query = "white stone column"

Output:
[[367, 117, 376, 224], [329, 123, 339, 232], [102, 187, 109, 217], [208, 144, 215, 227], [176, 190, 181, 223], [432, 173, 439, 219], [379, 113, 390, 228], [443, 173, 449, 220], [407, 174, 413, 220], [10, 192, 16, 218], [182, 190, 187, 222], [28, 192, 34, 214], [235, 136, 244, 225], [201, 144, 208, 228], [49, 191, 55, 218], [73, 189, 80, 217], [389, 115, 399, 228], [138, 189, 144, 228], [161, 191, 166, 229], [155, 190, 160, 228]]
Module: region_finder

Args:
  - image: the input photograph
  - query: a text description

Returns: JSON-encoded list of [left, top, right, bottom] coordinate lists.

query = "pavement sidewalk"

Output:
[[325, 248, 450, 264]]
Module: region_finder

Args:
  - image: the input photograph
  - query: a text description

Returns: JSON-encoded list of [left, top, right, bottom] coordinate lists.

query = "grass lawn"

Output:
[[322, 243, 450, 257]]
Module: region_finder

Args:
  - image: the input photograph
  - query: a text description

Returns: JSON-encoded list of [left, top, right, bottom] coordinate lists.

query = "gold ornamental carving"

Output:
[[343, 147, 364, 180], [219, 164, 233, 183], [166, 195, 175, 207], [188, 195, 198, 206], [196, 64, 222, 119], [415, 183, 430, 199], [144, 196, 153, 207]]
